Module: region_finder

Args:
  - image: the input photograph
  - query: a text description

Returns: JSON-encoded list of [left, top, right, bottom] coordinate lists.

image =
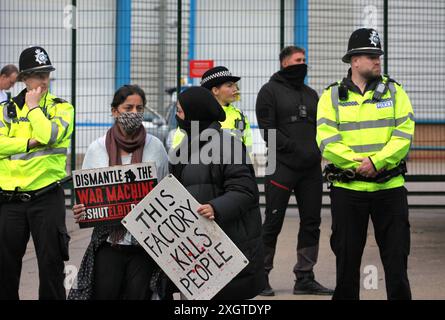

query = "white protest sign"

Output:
[[121, 174, 249, 300]]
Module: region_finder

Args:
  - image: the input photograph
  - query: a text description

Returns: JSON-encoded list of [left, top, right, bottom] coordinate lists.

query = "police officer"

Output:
[[316, 29, 414, 300], [172, 66, 252, 151], [0, 46, 74, 299], [256, 46, 333, 296]]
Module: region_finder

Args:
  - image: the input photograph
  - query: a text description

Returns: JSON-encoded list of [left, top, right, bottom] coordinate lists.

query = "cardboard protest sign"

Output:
[[122, 174, 249, 300], [73, 163, 157, 228]]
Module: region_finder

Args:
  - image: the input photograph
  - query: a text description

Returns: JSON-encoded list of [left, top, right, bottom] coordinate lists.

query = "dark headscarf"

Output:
[[176, 86, 226, 137]]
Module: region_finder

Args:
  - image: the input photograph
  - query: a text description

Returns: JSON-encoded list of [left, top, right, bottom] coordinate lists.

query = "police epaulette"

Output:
[[52, 97, 68, 104], [383, 74, 400, 86], [325, 81, 339, 90]]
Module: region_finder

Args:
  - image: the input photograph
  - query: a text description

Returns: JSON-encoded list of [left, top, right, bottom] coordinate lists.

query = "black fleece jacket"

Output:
[[256, 71, 321, 171]]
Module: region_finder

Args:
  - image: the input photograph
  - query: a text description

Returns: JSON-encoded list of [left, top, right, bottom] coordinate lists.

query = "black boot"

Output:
[[293, 275, 334, 296], [259, 272, 275, 296]]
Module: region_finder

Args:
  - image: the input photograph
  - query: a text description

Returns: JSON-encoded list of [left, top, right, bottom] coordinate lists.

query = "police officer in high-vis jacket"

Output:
[[0, 46, 74, 299], [172, 66, 252, 152], [316, 29, 415, 300]]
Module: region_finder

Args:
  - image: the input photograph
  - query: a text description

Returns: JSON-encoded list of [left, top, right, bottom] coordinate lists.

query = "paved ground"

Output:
[[18, 207, 445, 300]]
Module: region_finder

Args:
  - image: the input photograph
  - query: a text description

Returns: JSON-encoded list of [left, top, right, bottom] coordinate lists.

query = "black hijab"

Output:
[[176, 86, 226, 137], [171, 87, 226, 176]]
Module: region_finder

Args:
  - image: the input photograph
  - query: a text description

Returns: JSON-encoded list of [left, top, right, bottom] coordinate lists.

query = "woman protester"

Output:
[[169, 86, 265, 300], [68, 85, 169, 300]]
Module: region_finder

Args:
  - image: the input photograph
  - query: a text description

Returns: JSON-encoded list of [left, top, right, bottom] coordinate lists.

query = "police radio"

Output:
[[298, 105, 308, 119], [338, 82, 348, 100], [6, 100, 17, 120], [372, 82, 388, 101]]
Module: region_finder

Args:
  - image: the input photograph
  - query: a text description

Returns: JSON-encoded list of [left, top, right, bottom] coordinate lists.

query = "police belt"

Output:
[[0, 176, 72, 203], [323, 161, 407, 184]]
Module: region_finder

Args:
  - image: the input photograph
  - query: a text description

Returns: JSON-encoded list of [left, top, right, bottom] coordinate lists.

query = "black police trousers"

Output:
[[0, 187, 69, 300], [93, 242, 156, 300], [330, 186, 411, 300], [262, 162, 322, 279]]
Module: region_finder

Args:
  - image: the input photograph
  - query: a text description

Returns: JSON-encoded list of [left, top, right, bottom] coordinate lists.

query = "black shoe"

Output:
[[293, 278, 334, 296], [259, 273, 275, 296]]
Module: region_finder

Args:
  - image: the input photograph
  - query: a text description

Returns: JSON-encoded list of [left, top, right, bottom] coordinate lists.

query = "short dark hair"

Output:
[[111, 84, 147, 109], [0, 64, 19, 77], [279, 46, 306, 64]]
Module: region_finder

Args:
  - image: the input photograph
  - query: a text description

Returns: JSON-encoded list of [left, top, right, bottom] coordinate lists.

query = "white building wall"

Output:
[[0, 0, 116, 157], [308, 0, 444, 121], [192, 0, 444, 157], [132, 0, 189, 113], [75, 0, 116, 153], [307, 0, 387, 108], [194, 0, 294, 155], [0, 0, 443, 159], [388, 0, 445, 121], [0, 0, 72, 99]]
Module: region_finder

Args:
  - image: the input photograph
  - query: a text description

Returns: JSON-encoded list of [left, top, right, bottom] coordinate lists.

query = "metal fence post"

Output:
[[115, 0, 132, 90], [383, 0, 388, 75], [70, 0, 77, 207], [177, 0, 182, 94], [280, 0, 285, 50], [158, 0, 166, 111]]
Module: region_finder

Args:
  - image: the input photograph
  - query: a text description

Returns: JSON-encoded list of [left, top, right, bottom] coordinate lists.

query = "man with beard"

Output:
[[256, 46, 333, 296], [316, 28, 415, 299]]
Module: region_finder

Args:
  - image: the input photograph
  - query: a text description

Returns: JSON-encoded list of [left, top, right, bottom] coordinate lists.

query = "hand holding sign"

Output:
[[72, 203, 85, 223], [197, 204, 215, 220], [122, 174, 248, 300]]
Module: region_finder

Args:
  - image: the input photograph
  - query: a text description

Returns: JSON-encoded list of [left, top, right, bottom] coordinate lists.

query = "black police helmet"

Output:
[[18, 46, 55, 80], [200, 66, 240, 90], [342, 28, 384, 63]]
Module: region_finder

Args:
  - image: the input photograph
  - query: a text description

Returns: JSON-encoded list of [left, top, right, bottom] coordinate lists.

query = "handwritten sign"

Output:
[[122, 174, 248, 300]]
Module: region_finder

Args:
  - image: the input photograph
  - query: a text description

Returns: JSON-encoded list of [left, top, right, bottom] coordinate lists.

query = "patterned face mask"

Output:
[[116, 111, 144, 134]]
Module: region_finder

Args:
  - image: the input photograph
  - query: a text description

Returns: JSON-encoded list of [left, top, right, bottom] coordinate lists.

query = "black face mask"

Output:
[[176, 115, 214, 137], [278, 64, 308, 88], [176, 115, 191, 133]]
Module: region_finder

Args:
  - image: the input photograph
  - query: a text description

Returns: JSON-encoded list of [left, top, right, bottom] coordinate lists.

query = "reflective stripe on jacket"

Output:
[[0, 92, 74, 191], [316, 76, 415, 191]]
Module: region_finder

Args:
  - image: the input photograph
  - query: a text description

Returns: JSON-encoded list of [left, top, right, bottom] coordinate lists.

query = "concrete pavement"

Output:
[[18, 208, 445, 300]]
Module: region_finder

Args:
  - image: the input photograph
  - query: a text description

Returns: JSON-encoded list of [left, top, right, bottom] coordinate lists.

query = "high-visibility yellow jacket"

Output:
[[316, 75, 415, 191], [172, 103, 252, 150], [0, 90, 74, 191]]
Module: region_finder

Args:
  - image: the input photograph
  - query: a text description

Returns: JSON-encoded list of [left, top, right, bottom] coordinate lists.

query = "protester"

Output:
[[68, 84, 169, 300], [169, 86, 265, 299]]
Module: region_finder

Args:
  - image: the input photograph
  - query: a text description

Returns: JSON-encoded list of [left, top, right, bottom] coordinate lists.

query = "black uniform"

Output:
[[0, 187, 69, 300], [256, 71, 322, 279]]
